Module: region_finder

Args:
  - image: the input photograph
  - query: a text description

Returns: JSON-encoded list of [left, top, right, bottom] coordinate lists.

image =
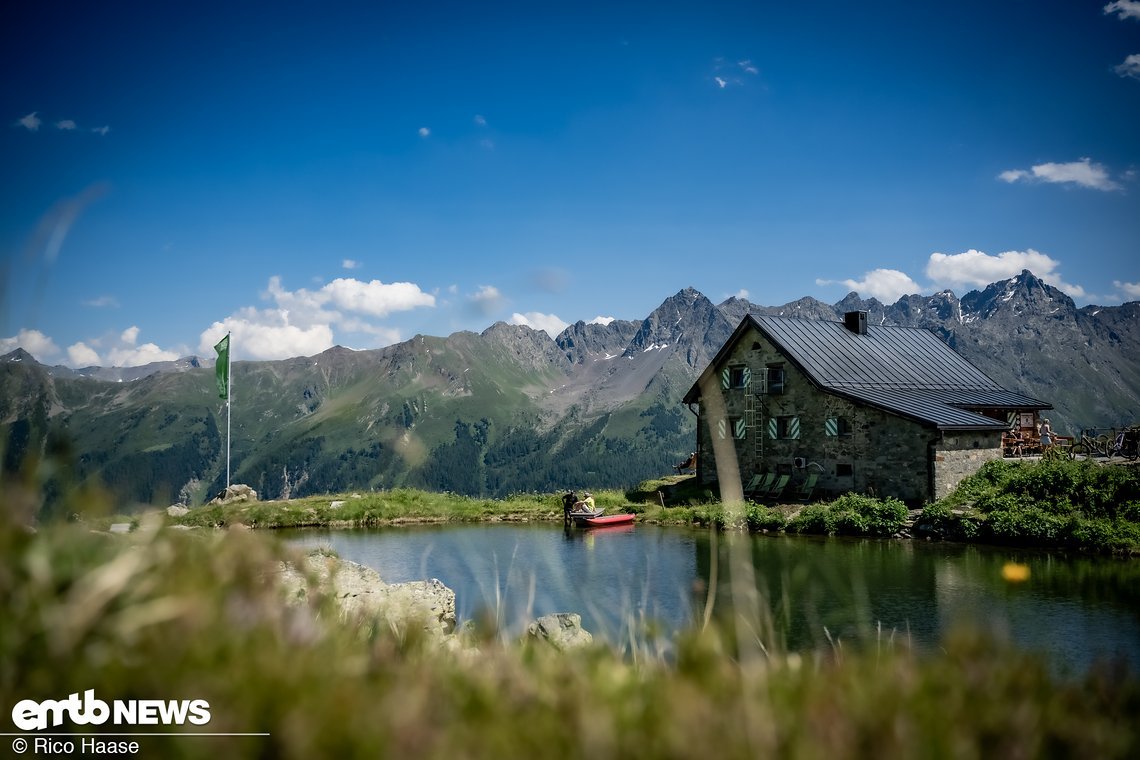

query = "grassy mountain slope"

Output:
[[3, 274, 1137, 512]]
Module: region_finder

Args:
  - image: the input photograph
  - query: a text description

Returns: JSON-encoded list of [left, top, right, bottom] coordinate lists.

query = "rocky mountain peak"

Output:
[[555, 319, 640, 365], [480, 321, 567, 372], [834, 291, 886, 314], [626, 288, 733, 369], [2, 348, 38, 364], [960, 270, 1076, 322], [885, 290, 962, 328], [769, 296, 842, 321]]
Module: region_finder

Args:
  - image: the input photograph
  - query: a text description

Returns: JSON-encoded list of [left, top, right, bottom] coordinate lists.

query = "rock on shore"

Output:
[[527, 612, 594, 651], [278, 551, 456, 641], [278, 549, 594, 652]]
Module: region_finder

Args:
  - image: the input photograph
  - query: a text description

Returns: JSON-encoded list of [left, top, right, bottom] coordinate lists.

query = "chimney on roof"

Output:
[[843, 310, 868, 335]]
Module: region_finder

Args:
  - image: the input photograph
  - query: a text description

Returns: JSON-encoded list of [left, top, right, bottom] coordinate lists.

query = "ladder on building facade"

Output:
[[745, 375, 764, 461]]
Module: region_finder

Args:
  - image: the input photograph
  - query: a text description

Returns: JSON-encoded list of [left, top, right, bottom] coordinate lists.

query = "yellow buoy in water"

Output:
[[1001, 562, 1030, 583]]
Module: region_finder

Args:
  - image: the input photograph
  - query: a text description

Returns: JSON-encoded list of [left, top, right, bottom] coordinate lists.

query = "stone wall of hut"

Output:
[[931, 431, 1003, 500]]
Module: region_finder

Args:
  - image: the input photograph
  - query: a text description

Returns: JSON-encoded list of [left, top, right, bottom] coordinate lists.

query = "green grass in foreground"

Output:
[[2, 508, 1137, 759]]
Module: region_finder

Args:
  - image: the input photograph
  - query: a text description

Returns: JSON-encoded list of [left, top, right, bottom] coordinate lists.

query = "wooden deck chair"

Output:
[[765, 474, 791, 502], [745, 473, 775, 500], [795, 472, 819, 502]]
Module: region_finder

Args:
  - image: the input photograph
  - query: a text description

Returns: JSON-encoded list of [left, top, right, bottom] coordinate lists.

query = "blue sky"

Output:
[[3, 0, 1139, 366]]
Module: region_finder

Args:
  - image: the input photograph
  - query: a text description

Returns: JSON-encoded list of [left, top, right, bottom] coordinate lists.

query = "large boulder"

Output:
[[209, 484, 258, 505], [526, 612, 593, 651], [279, 552, 456, 641]]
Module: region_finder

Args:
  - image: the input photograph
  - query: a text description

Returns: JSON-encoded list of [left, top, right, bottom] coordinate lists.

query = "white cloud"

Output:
[[474, 114, 487, 126], [468, 285, 503, 316], [199, 311, 335, 361], [998, 157, 1121, 191], [418, 127, 430, 138], [333, 317, 401, 345], [1115, 53, 1140, 80], [106, 342, 179, 367], [55, 119, 77, 131], [926, 249, 1086, 299], [1, 326, 188, 368], [16, 112, 41, 131], [0, 329, 59, 362], [82, 295, 119, 308], [322, 278, 435, 316], [509, 312, 570, 338], [197, 276, 435, 360], [91, 126, 110, 136], [738, 59, 759, 75], [67, 342, 101, 367], [1105, 1, 1140, 21], [1114, 280, 1140, 299], [816, 269, 922, 302], [714, 76, 727, 89], [342, 258, 360, 269], [731, 289, 750, 300], [998, 169, 1028, 183], [104, 325, 180, 366], [267, 275, 435, 319], [588, 316, 615, 326]]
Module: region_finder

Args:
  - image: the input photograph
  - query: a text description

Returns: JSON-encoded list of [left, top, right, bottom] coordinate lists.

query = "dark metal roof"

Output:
[[755, 315, 998, 390], [684, 314, 1050, 430], [833, 388, 1040, 429]]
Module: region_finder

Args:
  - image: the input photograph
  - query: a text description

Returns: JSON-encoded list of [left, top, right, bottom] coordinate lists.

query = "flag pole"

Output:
[[214, 332, 232, 493], [225, 332, 232, 490]]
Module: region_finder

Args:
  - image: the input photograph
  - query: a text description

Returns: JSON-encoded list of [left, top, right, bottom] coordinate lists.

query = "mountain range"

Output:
[[3, 270, 1138, 513]]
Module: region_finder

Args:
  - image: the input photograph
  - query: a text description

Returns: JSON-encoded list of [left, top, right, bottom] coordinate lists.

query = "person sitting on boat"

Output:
[[573, 492, 596, 513]]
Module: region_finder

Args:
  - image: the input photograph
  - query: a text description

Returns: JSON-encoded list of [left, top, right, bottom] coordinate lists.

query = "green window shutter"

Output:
[[789, 417, 800, 439], [825, 417, 838, 437], [767, 418, 778, 439], [734, 418, 747, 439], [741, 366, 751, 388], [721, 368, 730, 389]]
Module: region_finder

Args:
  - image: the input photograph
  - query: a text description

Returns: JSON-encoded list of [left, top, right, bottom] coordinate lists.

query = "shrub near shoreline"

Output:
[[914, 459, 1140, 554]]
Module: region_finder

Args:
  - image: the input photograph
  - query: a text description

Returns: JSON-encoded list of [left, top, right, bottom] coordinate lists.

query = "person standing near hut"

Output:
[[1040, 418, 1054, 449]]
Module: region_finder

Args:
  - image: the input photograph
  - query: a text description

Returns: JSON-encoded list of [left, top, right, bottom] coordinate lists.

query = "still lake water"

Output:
[[283, 523, 1140, 675]]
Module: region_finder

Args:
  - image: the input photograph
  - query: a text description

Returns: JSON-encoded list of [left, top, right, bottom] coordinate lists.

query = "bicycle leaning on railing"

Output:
[[1111, 427, 1140, 460], [1067, 427, 1140, 460]]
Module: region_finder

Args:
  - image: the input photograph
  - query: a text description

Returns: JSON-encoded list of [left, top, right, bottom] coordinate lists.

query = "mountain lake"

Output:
[[283, 524, 1140, 676]]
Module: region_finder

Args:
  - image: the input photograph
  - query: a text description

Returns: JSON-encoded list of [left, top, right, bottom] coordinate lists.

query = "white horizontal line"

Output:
[[1, 733, 270, 737]]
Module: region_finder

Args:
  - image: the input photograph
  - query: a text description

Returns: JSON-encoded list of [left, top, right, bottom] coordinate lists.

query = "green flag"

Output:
[[214, 334, 230, 400]]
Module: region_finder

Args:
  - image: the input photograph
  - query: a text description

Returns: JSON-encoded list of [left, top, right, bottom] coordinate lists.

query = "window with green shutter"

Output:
[[825, 416, 851, 437], [722, 365, 750, 390], [770, 416, 800, 439]]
